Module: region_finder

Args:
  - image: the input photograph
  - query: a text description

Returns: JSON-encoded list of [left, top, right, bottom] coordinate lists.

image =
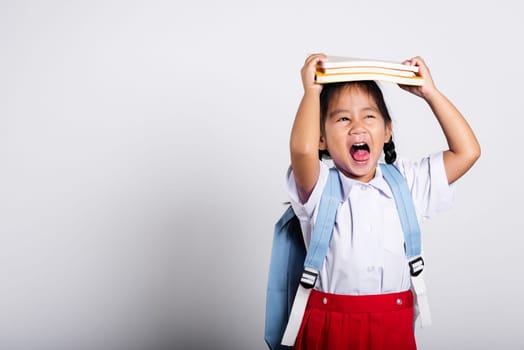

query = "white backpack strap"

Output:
[[281, 284, 311, 346], [380, 164, 432, 327], [411, 270, 431, 328], [281, 168, 341, 346]]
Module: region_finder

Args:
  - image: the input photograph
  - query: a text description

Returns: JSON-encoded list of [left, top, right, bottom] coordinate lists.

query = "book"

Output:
[[319, 66, 416, 78], [315, 71, 425, 86], [318, 56, 419, 73], [315, 55, 424, 86]]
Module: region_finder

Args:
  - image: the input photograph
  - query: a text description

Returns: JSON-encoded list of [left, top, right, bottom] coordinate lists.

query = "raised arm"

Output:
[[400, 56, 481, 184], [290, 53, 326, 203]]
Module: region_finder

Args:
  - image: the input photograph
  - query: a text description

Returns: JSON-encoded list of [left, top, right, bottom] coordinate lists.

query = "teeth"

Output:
[[352, 143, 370, 151]]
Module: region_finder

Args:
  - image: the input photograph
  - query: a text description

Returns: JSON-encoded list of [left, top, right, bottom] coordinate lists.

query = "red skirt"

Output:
[[293, 289, 416, 350]]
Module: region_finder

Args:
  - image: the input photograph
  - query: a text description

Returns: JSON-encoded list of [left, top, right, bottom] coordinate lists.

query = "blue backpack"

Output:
[[264, 164, 427, 350]]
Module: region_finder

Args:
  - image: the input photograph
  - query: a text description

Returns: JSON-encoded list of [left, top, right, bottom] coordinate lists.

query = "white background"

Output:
[[1, 1, 523, 349]]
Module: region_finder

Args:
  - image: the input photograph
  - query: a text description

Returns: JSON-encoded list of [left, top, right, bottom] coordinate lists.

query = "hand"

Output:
[[301, 53, 326, 93], [398, 56, 438, 100]]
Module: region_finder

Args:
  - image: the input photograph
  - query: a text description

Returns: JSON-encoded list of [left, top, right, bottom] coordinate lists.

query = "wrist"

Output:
[[422, 87, 442, 104], [303, 86, 322, 97]]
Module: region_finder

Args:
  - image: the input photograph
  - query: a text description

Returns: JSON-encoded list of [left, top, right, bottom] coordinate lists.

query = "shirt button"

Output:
[[323, 297, 328, 305], [396, 298, 403, 306]]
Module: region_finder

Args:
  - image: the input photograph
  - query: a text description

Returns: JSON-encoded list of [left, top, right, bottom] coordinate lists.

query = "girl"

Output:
[[286, 54, 480, 349]]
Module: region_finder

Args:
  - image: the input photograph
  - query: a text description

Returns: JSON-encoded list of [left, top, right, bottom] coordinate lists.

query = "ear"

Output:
[[319, 135, 328, 151], [385, 122, 392, 142]]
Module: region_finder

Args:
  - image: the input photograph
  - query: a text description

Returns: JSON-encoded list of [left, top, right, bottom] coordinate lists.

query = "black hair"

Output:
[[318, 80, 396, 164]]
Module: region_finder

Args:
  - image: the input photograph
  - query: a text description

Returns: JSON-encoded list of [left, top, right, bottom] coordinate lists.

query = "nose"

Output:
[[349, 121, 366, 135]]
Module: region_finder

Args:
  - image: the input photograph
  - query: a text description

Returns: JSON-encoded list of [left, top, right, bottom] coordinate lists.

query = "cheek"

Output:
[[376, 123, 389, 140], [372, 127, 389, 151], [325, 124, 345, 140]]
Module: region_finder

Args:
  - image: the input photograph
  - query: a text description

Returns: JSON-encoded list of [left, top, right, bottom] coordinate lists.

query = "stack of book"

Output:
[[315, 56, 424, 86]]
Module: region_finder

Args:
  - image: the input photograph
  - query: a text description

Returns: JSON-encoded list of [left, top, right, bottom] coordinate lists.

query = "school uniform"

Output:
[[286, 152, 454, 350]]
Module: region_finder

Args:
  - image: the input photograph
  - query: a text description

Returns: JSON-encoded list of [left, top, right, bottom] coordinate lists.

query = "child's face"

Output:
[[320, 86, 392, 182]]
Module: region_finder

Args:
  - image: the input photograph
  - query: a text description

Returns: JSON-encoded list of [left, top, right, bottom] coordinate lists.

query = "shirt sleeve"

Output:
[[286, 161, 330, 246], [394, 151, 455, 220]]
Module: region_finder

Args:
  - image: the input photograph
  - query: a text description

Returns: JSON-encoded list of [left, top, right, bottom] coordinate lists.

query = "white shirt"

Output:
[[286, 152, 454, 295]]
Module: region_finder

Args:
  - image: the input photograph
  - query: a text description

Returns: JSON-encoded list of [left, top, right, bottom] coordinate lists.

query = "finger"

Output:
[[410, 56, 427, 68], [305, 53, 323, 62], [305, 53, 327, 66], [398, 83, 411, 92]]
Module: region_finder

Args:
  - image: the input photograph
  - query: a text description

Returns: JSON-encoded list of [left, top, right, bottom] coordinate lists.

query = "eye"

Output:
[[337, 116, 350, 122], [365, 114, 376, 119]]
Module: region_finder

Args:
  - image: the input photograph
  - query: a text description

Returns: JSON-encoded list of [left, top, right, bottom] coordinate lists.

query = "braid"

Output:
[[383, 138, 397, 164], [318, 150, 330, 160]]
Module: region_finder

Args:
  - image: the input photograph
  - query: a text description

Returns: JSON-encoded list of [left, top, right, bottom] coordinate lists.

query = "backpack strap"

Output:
[[302, 168, 342, 282], [380, 163, 432, 328], [379, 164, 422, 259], [281, 168, 342, 346]]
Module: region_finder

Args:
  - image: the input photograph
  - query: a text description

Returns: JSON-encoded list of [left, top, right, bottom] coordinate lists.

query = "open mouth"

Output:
[[350, 143, 370, 162]]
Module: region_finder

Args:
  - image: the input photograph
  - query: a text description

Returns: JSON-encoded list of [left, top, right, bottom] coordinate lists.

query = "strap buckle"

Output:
[[409, 256, 424, 277], [300, 267, 318, 289]]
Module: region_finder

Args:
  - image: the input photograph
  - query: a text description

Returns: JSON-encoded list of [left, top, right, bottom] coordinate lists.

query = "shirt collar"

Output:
[[337, 163, 394, 200]]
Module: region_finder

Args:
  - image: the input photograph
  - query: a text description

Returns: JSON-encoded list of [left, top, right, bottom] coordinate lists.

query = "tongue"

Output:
[[351, 149, 370, 162]]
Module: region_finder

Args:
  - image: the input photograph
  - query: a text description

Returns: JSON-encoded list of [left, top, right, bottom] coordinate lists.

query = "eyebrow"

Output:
[[328, 109, 351, 118], [328, 107, 379, 118]]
